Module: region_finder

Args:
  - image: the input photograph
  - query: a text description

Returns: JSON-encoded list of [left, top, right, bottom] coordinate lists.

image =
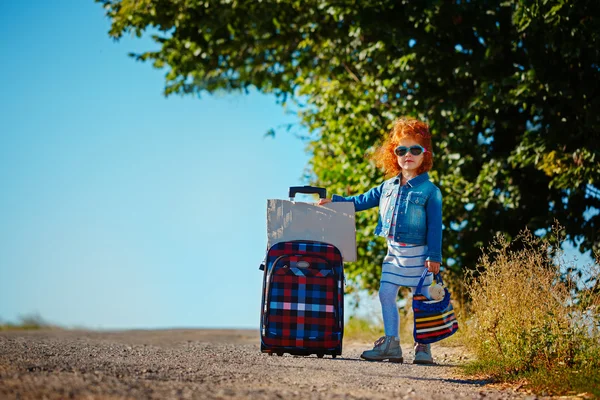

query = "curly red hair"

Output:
[[372, 118, 433, 178]]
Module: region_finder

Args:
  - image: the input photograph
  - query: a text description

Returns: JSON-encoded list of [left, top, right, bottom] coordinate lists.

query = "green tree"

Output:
[[98, 0, 600, 293]]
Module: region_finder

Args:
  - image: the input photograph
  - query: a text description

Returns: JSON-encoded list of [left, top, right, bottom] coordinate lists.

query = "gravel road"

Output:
[[0, 329, 531, 399]]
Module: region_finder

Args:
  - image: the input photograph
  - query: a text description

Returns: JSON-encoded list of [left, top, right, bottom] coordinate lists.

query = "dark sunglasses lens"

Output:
[[395, 147, 408, 156], [409, 146, 424, 155]]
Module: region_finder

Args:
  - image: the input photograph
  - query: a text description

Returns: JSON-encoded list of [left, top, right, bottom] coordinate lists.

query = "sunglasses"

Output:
[[394, 145, 427, 157]]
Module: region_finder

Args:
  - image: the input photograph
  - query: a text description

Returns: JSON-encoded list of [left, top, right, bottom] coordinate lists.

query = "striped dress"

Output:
[[381, 184, 433, 294]]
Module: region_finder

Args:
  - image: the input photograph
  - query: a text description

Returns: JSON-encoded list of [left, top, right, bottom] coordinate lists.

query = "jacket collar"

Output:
[[393, 172, 430, 188]]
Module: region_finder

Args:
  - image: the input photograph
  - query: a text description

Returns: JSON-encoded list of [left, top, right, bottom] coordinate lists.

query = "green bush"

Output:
[[0, 313, 50, 331]]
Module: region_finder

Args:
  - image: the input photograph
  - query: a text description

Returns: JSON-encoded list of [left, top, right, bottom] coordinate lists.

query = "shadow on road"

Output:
[[397, 375, 493, 386], [322, 356, 464, 368]]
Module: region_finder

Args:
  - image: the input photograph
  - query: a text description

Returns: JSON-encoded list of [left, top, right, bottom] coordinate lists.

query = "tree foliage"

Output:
[[99, 0, 600, 293]]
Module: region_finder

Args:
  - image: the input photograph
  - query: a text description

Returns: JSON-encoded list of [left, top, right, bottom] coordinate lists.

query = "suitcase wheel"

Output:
[[332, 354, 337, 359], [276, 352, 283, 357], [317, 353, 324, 359]]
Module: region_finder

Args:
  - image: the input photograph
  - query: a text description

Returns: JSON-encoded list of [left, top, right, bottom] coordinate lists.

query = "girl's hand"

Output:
[[318, 198, 332, 205], [426, 260, 441, 274]]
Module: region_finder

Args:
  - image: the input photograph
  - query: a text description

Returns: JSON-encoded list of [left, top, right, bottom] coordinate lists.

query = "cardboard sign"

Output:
[[267, 200, 357, 262]]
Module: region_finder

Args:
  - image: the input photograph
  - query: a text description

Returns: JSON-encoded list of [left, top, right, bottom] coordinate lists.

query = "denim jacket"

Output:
[[332, 172, 443, 263]]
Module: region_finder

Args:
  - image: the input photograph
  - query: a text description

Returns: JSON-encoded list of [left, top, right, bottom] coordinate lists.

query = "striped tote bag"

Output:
[[412, 270, 459, 344]]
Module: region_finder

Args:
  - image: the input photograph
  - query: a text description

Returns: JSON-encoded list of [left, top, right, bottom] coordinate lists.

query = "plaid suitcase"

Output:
[[260, 240, 344, 358]]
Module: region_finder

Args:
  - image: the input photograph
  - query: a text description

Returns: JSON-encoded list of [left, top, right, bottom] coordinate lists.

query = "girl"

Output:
[[319, 117, 442, 364]]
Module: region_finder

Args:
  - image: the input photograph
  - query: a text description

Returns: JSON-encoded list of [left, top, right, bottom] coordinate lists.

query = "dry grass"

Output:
[[345, 226, 599, 396], [344, 315, 384, 343], [462, 228, 600, 396]]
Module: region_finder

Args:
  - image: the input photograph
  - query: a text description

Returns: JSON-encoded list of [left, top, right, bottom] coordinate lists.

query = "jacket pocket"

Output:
[[408, 192, 426, 206], [406, 192, 427, 235]]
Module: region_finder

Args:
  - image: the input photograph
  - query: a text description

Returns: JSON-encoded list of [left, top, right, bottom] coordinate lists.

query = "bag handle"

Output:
[[288, 186, 327, 199], [416, 269, 444, 296]]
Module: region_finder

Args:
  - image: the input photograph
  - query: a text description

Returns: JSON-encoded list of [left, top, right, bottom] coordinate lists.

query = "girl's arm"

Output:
[[327, 182, 384, 212], [425, 188, 443, 263]]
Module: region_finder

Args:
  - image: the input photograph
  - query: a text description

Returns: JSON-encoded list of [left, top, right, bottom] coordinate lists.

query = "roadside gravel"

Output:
[[0, 329, 531, 399]]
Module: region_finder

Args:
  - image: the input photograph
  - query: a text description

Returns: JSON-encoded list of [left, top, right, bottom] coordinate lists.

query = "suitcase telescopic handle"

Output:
[[288, 186, 327, 199]]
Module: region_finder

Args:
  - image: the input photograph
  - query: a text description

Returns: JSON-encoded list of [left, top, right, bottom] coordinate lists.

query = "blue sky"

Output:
[[0, 0, 316, 329]]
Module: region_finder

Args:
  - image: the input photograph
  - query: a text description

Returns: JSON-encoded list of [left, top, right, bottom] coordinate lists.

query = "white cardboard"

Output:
[[267, 200, 357, 262]]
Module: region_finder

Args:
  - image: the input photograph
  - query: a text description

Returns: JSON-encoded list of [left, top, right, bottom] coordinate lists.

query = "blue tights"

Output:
[[379, 279, 433, 337], [379, 281, 407, 338]]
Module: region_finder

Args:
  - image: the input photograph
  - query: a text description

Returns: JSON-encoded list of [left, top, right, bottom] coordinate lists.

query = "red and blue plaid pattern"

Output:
[[261, 241, 344, 351]]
